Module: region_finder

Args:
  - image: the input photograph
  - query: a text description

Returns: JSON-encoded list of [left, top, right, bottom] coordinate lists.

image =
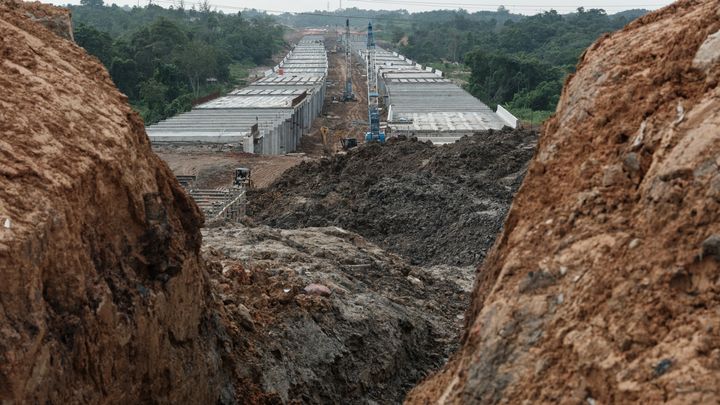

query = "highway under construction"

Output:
[[145, 27, 518, 156], [7, 2, 719, 403], [145, 27, 522, 224]]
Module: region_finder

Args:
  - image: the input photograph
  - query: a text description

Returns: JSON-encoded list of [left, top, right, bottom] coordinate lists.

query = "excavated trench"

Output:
[[208, 128, 538, 402], [10, 0, 720, 403], [187, 32, 541, 403]]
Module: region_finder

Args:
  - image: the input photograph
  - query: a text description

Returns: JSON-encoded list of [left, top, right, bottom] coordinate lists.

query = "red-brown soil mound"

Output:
[[0, 2, 229, 402], [407, 0, 720, 403]]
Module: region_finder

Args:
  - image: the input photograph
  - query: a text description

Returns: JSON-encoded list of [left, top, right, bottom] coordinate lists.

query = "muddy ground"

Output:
[[248, 129, 538, 266], [203, 224, 473, 403]]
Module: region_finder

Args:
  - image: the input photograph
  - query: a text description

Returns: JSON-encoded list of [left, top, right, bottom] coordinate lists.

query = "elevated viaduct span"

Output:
[[350, 35, 518, 144], [146, 36, 328, 155]]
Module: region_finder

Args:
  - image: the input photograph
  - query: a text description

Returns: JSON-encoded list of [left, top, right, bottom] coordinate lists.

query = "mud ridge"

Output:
[[249, 129, 538, 266]]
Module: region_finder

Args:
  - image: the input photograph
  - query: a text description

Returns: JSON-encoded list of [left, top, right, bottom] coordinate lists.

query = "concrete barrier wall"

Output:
[[496, 105, 519, 128], [244, 133, 254, 153]]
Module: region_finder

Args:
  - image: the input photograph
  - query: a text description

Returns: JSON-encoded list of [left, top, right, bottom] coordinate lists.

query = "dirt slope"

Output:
[[0, 2, 230, 402], [203, 224, 474, 403], [249, 130, 538, 266], [407, 0, 720, 403]]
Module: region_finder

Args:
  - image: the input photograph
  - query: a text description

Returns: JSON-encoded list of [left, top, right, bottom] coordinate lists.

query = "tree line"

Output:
[[75, 3, 647, 125], [72, 1, 285, 124]]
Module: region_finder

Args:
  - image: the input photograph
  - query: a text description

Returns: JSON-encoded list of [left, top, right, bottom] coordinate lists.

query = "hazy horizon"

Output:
[[45, 0, 675, 16]]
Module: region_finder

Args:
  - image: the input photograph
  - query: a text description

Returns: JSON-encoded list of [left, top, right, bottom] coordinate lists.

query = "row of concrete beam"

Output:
[[349, 37, 518, 144]]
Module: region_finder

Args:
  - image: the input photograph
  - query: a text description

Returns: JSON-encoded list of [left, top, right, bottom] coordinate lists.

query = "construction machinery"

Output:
[[342, 19, 355, 102], [322, 125, 358, 152], [364, 22, 385, 143], [176, 175, 196, 189], [233, 167, 254, 190], [320, 126, 334, 155], [340, 138, 358, 150], [321, 126, 359, 154]]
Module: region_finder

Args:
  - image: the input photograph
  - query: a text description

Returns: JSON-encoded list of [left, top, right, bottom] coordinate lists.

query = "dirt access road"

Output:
[[297, 31, 369, 155], [153, 146, 307, 189]]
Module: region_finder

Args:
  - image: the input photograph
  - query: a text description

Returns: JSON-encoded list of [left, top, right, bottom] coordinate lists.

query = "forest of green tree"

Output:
[[285, 7, 647, 123], [71, 0, 285, 124]]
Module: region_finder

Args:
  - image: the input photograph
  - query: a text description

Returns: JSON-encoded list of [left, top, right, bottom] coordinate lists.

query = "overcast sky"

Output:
[[46, 0, 676, 15]]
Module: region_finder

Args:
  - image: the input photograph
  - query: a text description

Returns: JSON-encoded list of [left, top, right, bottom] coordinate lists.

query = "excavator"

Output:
[[340, 138, 358, 150], [321, 126, 358, 153], [233, 167, 254, 190]]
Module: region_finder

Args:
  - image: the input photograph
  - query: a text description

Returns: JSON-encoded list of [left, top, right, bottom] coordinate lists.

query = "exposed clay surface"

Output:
[[203, 224, 474, 403], [407, 1, 720, 403], [0, 2, 231, 402], [248, 130, 538, 266]]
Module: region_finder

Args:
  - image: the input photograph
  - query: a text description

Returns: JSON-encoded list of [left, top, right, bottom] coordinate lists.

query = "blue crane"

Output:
[[365, 22, 385, 143]]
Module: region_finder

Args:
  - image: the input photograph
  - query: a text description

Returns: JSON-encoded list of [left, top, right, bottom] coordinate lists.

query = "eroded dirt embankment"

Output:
[[0, 2, 232, 402], [248, 129, 538, 266], [407, 0, 720, 403]]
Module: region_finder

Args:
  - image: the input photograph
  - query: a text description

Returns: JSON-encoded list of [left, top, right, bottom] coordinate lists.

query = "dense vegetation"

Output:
[[71, 0, 285, 124]]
